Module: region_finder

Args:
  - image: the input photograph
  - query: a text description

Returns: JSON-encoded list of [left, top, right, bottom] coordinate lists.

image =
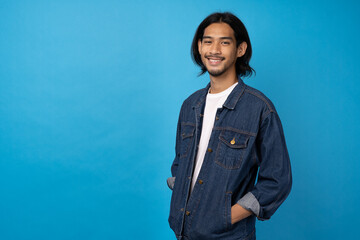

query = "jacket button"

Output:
[[180, 208, 184, 211], [186, 211, 190, 216], [215, 116, 219, 120], [198, 179, 203, 184], [207, 148, 213, 152]]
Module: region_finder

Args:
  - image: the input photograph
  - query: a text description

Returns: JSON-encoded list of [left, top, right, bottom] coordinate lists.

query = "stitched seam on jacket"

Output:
[[244, 88, 275, 113], [213, 126, 256, 137]]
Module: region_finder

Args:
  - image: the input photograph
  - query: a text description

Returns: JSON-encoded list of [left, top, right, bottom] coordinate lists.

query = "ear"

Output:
[[198, 39, 202, 55], [237, 41, 247, 58]]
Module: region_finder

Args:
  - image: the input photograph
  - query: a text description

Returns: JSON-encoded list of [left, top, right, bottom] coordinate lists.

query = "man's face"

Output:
[[198, 22, 245, 77]]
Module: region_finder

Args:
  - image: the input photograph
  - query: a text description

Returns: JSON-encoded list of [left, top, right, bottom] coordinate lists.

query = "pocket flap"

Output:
[[181, 125, 195, 139], [219, 130, 250, 149]]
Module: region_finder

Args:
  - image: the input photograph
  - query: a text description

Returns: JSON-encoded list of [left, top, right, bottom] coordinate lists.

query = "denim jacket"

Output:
[[167, 78, 292, 240]]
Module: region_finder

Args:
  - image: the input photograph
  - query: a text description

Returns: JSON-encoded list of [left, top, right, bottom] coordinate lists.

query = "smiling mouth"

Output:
[[207, 57, 224, 65]]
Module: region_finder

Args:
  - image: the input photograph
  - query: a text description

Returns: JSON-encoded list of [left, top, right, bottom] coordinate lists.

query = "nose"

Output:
[[209, 42, 221, 55]]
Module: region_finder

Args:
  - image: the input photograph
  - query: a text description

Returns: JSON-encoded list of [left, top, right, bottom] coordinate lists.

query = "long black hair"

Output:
[[191, 12, 255, 77]]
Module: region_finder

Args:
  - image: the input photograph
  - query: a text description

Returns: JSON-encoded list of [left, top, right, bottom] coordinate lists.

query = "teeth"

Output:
[[209, 59, 221, 63]]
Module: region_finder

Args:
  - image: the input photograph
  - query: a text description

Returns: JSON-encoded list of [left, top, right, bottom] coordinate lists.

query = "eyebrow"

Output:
[[202, 36, 233, 40]]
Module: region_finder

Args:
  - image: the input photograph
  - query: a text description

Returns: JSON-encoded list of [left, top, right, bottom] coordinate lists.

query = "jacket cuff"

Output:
[[167, 177, 176, 190], [237, 192, 260, 217]]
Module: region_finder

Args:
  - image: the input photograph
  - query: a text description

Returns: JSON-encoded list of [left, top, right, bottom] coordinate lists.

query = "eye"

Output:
[[222, 41, 230, 45], [204, 40, 212, 44]]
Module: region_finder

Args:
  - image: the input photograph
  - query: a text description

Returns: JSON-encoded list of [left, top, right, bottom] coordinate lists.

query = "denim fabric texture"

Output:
[[168, 78, 292, 240]]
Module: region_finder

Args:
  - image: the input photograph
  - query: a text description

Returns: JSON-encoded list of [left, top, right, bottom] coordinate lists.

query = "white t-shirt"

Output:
[[191, 82, 238, 191]]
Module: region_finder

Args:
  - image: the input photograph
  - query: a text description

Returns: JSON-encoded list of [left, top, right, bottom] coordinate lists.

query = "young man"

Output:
[[167, 12, 292, 240]]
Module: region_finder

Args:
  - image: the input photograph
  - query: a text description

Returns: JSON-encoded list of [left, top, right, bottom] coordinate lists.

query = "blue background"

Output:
[[1, 0, 359, 239]]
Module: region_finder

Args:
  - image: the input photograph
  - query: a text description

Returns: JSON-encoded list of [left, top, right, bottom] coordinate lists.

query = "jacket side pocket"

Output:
[[225, 191, 233, 231]]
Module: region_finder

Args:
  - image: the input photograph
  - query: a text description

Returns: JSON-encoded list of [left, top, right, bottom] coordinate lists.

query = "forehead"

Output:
[[203, 22, 235, 39]]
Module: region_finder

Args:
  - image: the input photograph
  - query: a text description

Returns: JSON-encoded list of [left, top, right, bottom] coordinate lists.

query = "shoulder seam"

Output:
[[244, 88, 275, 112], [260, 110, 273, 123]]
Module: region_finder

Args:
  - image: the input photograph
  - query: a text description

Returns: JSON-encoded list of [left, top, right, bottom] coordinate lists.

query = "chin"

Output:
[[208, 69, 225, 77]]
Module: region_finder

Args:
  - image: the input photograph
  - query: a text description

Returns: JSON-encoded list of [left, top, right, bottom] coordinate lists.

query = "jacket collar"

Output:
[[192, 78, 246, 110]]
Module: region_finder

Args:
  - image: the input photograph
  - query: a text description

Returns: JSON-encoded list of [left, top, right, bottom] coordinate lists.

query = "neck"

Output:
[[209, 70, 238, 94]]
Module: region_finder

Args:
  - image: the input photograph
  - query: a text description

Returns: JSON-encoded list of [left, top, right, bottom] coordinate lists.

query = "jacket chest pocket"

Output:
[[215, 129, 250, 169], [180, 124, 195, 158]]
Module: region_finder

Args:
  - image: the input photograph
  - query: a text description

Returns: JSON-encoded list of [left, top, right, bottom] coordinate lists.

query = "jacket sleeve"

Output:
[[167, 103, 183, 190], [237, 111, 292, 220]]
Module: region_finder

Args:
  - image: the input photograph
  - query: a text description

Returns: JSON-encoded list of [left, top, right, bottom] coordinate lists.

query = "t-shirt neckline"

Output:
[[207, 82, 238, 98]]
